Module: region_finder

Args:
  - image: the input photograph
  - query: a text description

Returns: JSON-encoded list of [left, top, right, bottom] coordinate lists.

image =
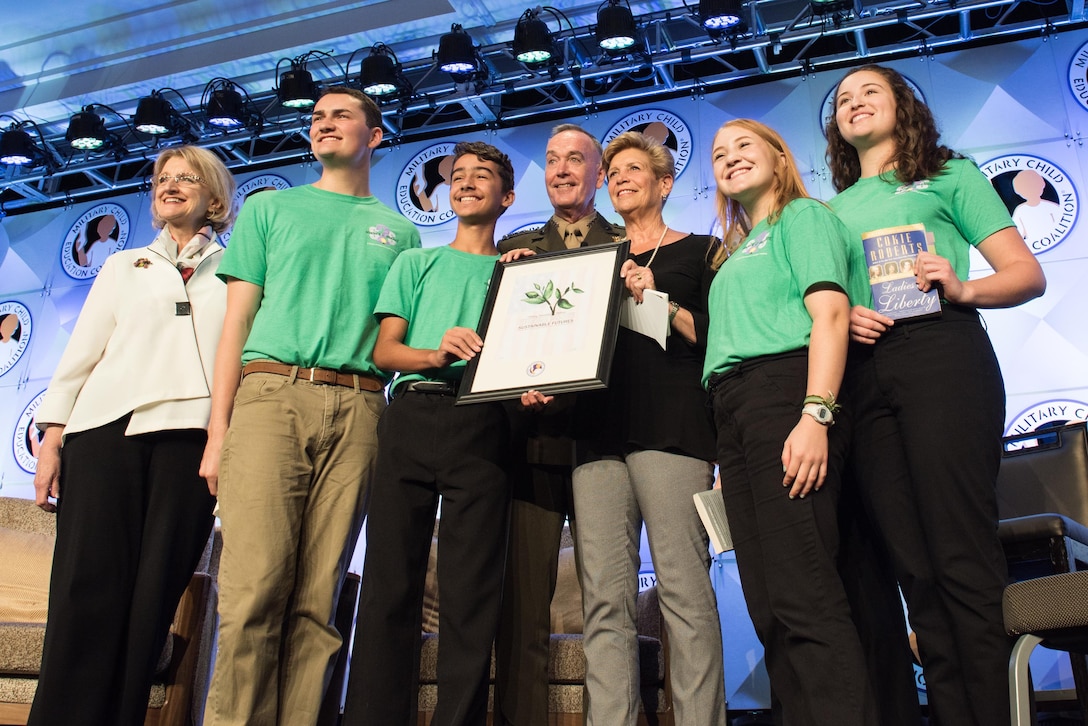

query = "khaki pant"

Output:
[[205, 371, 385, 726]]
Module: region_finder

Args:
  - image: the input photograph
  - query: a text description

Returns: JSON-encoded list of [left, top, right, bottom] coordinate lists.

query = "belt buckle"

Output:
[[307, 367, 336, 385]]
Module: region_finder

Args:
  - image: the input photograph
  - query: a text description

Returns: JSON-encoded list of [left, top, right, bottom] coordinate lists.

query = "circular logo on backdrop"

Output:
[[603, 110, 693, 179], [397, 143, 458, 227], [221, 174, 293, 244], [1067, 39, 1088, 112], [13, 390, 46, 474], [1005, 399, 1088, 437], [818, 74, 926, 137], [981, 155, 1078, 255], [0, 301, 32, 378], [60, 203, 130, 280]]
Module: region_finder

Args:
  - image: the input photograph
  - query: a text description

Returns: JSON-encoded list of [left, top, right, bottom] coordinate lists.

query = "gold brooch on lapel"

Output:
[[134, 258, 152, 268]]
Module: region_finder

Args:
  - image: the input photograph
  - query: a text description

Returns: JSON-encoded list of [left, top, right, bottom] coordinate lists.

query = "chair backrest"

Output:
[[0, 496, 56, 537], [997, 421, 1088, 524]]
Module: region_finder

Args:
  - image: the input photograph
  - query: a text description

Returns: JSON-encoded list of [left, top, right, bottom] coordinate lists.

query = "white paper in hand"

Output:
[[618, 289, 670, 350]]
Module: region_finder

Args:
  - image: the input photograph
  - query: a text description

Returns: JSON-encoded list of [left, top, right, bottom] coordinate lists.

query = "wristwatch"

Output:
[[802, 402, 835, 426]]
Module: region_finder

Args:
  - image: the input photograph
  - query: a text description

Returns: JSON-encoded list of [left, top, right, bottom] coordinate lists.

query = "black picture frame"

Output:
[[456, 241, 630, 405]]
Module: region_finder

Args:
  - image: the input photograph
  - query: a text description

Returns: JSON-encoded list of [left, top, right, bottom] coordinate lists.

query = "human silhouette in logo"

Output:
[[0, 313, 21, 344], [74, 214, 117, 269], [1011, 169, 1060, 243], [409, 154, 455, 213]]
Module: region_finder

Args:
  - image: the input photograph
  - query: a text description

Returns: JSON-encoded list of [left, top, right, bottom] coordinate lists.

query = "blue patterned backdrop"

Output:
[[3, 34, 1087, 707]]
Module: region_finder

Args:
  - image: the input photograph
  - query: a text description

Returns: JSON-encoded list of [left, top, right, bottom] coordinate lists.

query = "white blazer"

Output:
[[36, 231, 227, 439]]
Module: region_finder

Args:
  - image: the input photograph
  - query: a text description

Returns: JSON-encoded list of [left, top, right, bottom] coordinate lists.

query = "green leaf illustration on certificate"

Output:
[[522, 280, 584, 316]]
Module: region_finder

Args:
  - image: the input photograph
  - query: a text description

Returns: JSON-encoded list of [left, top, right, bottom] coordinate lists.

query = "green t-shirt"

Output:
[[218, 185, 421, 379], [375, 244, 499, 386], [702, 198, 851, 385], [829, 158, 1014, 308]]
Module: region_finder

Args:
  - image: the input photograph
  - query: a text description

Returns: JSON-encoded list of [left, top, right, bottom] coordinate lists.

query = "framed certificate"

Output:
[[456, 241, 630, 405]]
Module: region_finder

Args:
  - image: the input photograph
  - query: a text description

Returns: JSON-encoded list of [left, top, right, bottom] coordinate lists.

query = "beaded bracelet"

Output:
[[803, 391, 842, 414]]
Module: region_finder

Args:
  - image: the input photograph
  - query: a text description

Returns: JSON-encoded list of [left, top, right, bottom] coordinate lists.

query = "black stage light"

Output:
[[438, 24, 478, 78], [206, 85, 245, 129], [279, 63, 318, 109], [811, 0, 853, 15], [0, 125, 35, 166], [596, 0, 637, 51], [134, 92, 175, 135], [514, 8, 557, 65], [361, 45, 400, 96], [66, 108, 109, 150], [700, 0, 745, 32]]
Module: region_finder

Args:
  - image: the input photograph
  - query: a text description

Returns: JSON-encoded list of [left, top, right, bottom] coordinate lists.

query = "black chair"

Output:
[[996, 421, 1088, 721], [1003, 570, 1088, 725], [998, 421, 1088, 581]]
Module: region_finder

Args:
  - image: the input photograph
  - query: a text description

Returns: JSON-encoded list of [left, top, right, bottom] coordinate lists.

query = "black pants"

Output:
[[343, 391, 510, 726], [494, 461, 573, 726], [28, 415, 215, 726], [844, 306, 1012, 726], [712, 352, 877, 726]]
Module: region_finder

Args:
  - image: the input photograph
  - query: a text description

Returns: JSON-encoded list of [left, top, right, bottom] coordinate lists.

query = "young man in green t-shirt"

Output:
[[200, 87, 420, 726], [343, 141, 515, 726]]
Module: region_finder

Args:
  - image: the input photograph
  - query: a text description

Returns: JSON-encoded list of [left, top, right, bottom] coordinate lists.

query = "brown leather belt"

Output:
[[241, 361, 384, 392]]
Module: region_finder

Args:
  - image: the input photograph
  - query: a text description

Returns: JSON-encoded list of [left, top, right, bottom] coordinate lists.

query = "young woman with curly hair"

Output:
[[827, 64, 1045, 726]]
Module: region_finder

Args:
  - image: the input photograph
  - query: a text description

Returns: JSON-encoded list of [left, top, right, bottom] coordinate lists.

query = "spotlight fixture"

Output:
[[513, 8, 558, 66], [66, 107, 109, 150], [810, 0, 853, 16], [64, 104, 137, 158], [358, 44, 406, 98], [205, 85, 244, 128], [0, 118, 56, 169], [278, 59, 318, 109], [596, 0, 637, 52], [438, 24, 478, 79], [0, 126, 36, 166], [134, 92, 177, 135], [202, 78, 261, 132], [700, 0, 745, 33]]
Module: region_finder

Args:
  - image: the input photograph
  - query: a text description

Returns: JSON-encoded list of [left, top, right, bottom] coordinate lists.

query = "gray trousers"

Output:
[[572, 449, 727, 726]]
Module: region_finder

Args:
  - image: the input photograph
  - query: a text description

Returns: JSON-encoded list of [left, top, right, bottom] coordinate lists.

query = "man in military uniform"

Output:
[[494, 123, 622, 726]]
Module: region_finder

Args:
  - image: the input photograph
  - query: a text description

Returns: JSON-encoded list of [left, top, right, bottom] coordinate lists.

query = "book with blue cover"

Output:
[[862, 223, 942, 321]]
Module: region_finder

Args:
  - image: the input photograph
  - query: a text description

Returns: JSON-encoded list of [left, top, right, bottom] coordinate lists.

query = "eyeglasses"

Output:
[[155, 172, 205, 187]]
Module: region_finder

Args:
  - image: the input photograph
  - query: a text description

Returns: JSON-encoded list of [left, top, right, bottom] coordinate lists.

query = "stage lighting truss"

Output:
[[1, 0, 1082, 214]]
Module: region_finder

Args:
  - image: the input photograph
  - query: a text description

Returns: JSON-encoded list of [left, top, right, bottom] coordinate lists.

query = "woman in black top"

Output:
[[571, 131, 726, 726]]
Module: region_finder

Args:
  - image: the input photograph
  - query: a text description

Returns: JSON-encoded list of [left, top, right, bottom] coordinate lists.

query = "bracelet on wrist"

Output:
[[668, 300, 681, 324], [802, 391, 841, 414]]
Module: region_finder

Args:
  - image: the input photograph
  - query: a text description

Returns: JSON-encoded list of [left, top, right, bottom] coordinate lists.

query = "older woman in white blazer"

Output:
[[29, 146, 236, 726]]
